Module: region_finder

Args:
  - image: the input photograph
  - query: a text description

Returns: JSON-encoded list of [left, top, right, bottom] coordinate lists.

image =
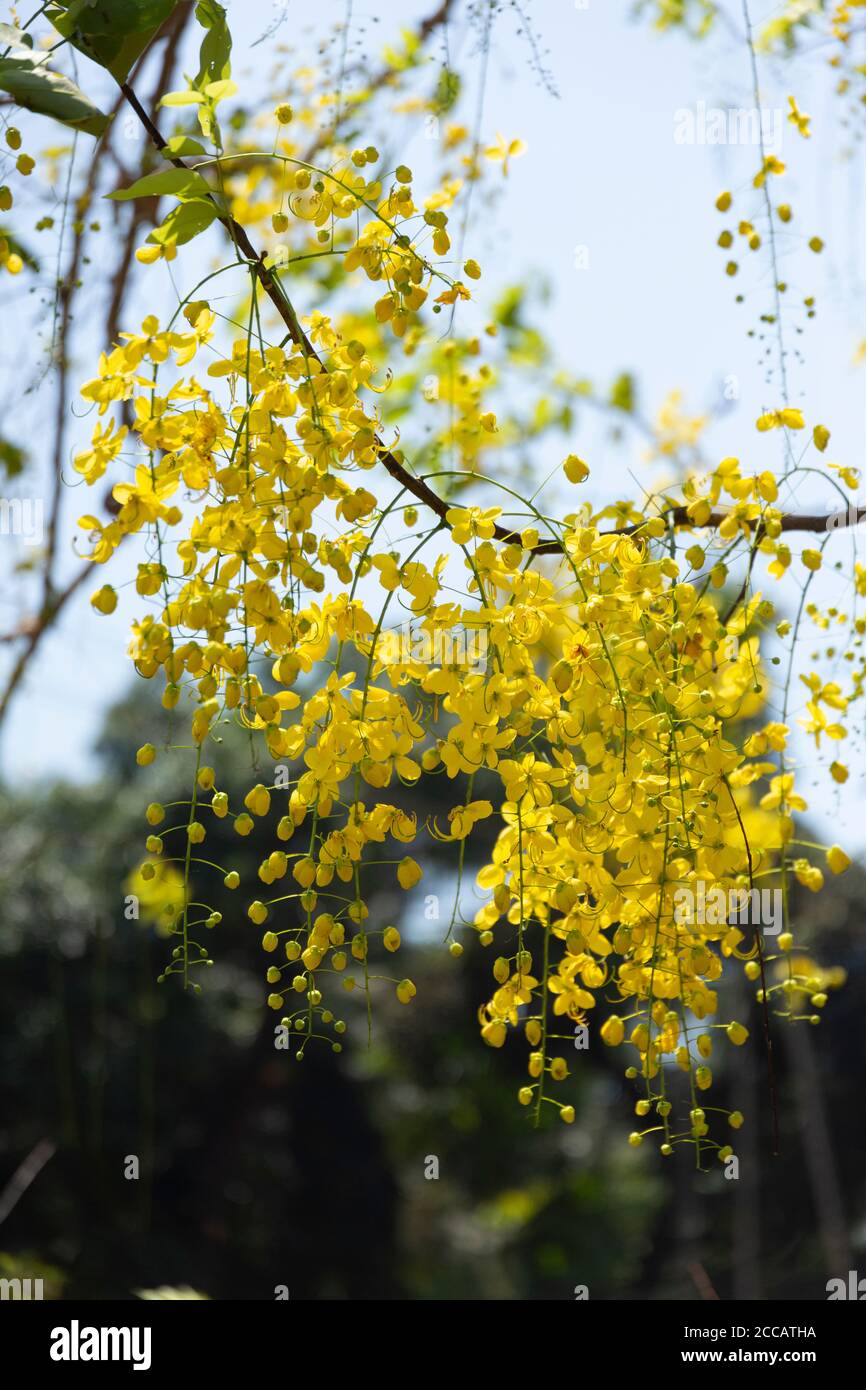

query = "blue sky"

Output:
[[1, 0, 864, 849]]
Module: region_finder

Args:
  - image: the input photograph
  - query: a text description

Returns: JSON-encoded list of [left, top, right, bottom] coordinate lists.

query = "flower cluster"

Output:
[[63, 23, 855, 1165]]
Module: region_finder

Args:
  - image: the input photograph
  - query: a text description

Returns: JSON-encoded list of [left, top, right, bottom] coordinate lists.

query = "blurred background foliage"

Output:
[[0, 679, 864, 1301]]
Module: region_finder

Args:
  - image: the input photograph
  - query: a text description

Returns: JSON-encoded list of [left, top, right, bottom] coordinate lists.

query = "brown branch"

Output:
[[44, 89, 127, 600], [634, 504, 865, 537], [106, 205, 153, 357], [0, 97, 125, 727], [121, 84, 864, 562], [45, 3, 194, 596], [417, 0, 455, 44], [0, 4, 451, 732], [120, 81, 469, 497], [0, 1140, 56, 1226], [0, 4, 195, 733], [0, 561, 98, 725], [687, 1260, 720, 1301]]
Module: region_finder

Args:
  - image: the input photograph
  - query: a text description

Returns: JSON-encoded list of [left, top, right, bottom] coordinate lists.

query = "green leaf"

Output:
[[202, 78, 236, 102], [108, 167, 212, 201], [0, 23, 34, 52], [47, 0, 178, 83], [435, 68, 460, 114], [0, 436, 27, 480], [609, 372, 636, 415], [194, 0, 232, 87], [162, 135, 207, 157], [147, 198, 218, 247], [161, 90, 206, 106], [0, 226, 39, 272], [0, 54, 108, 136]]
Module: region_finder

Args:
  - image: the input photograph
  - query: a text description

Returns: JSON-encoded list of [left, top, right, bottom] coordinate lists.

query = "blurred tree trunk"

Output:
[[784, 1020, 849, 1279], [731, 987, 761, 1299]]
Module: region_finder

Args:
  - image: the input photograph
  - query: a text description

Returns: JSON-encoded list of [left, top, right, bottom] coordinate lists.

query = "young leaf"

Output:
[[195, 0, 232, 87], [162, 135, 207, 157], [202, 79, 236, 103], [160, 90, 207, 107], [147, 199, 218, 247], [108, 168, 212, 202]]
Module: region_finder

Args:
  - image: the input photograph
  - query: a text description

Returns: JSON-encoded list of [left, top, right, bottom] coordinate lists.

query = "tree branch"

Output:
[[0, 561, 96, 725], [119, 84, 865, 559], [0, 6, 194, 732]]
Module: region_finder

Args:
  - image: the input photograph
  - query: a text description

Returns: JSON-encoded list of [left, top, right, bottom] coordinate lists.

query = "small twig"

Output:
[[688, 1260, 720, 1301], [0, 560, 98, 724], [0, 3, 194, 734], [0, 1140, 56, 1226]]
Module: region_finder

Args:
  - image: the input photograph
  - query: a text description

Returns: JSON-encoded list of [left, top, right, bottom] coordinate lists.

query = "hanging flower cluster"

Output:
[[74, 251, 854, 1163], [0, 0, 849, 1164]]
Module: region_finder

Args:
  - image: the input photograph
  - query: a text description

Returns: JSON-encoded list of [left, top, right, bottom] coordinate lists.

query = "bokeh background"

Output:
[[1, 0, 865, 1300], [2, 678, 864, 1301]]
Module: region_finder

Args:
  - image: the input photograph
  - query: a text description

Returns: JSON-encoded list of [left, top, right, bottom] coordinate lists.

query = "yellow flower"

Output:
[[483, 133, 527, 175], [813, 424, 830, 452], [397, 857, 423, 889], [563, 454, 590, 484], [826, 845, 850, 875], [787, 96, 811, 138], [396, 979, 416, 1005], [65, 69, 849, 1157], [445, 505, 501, 544], [600, 1015, 624, 1046], [90, 585, 118, 615], [756, 407, 804, 432]]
